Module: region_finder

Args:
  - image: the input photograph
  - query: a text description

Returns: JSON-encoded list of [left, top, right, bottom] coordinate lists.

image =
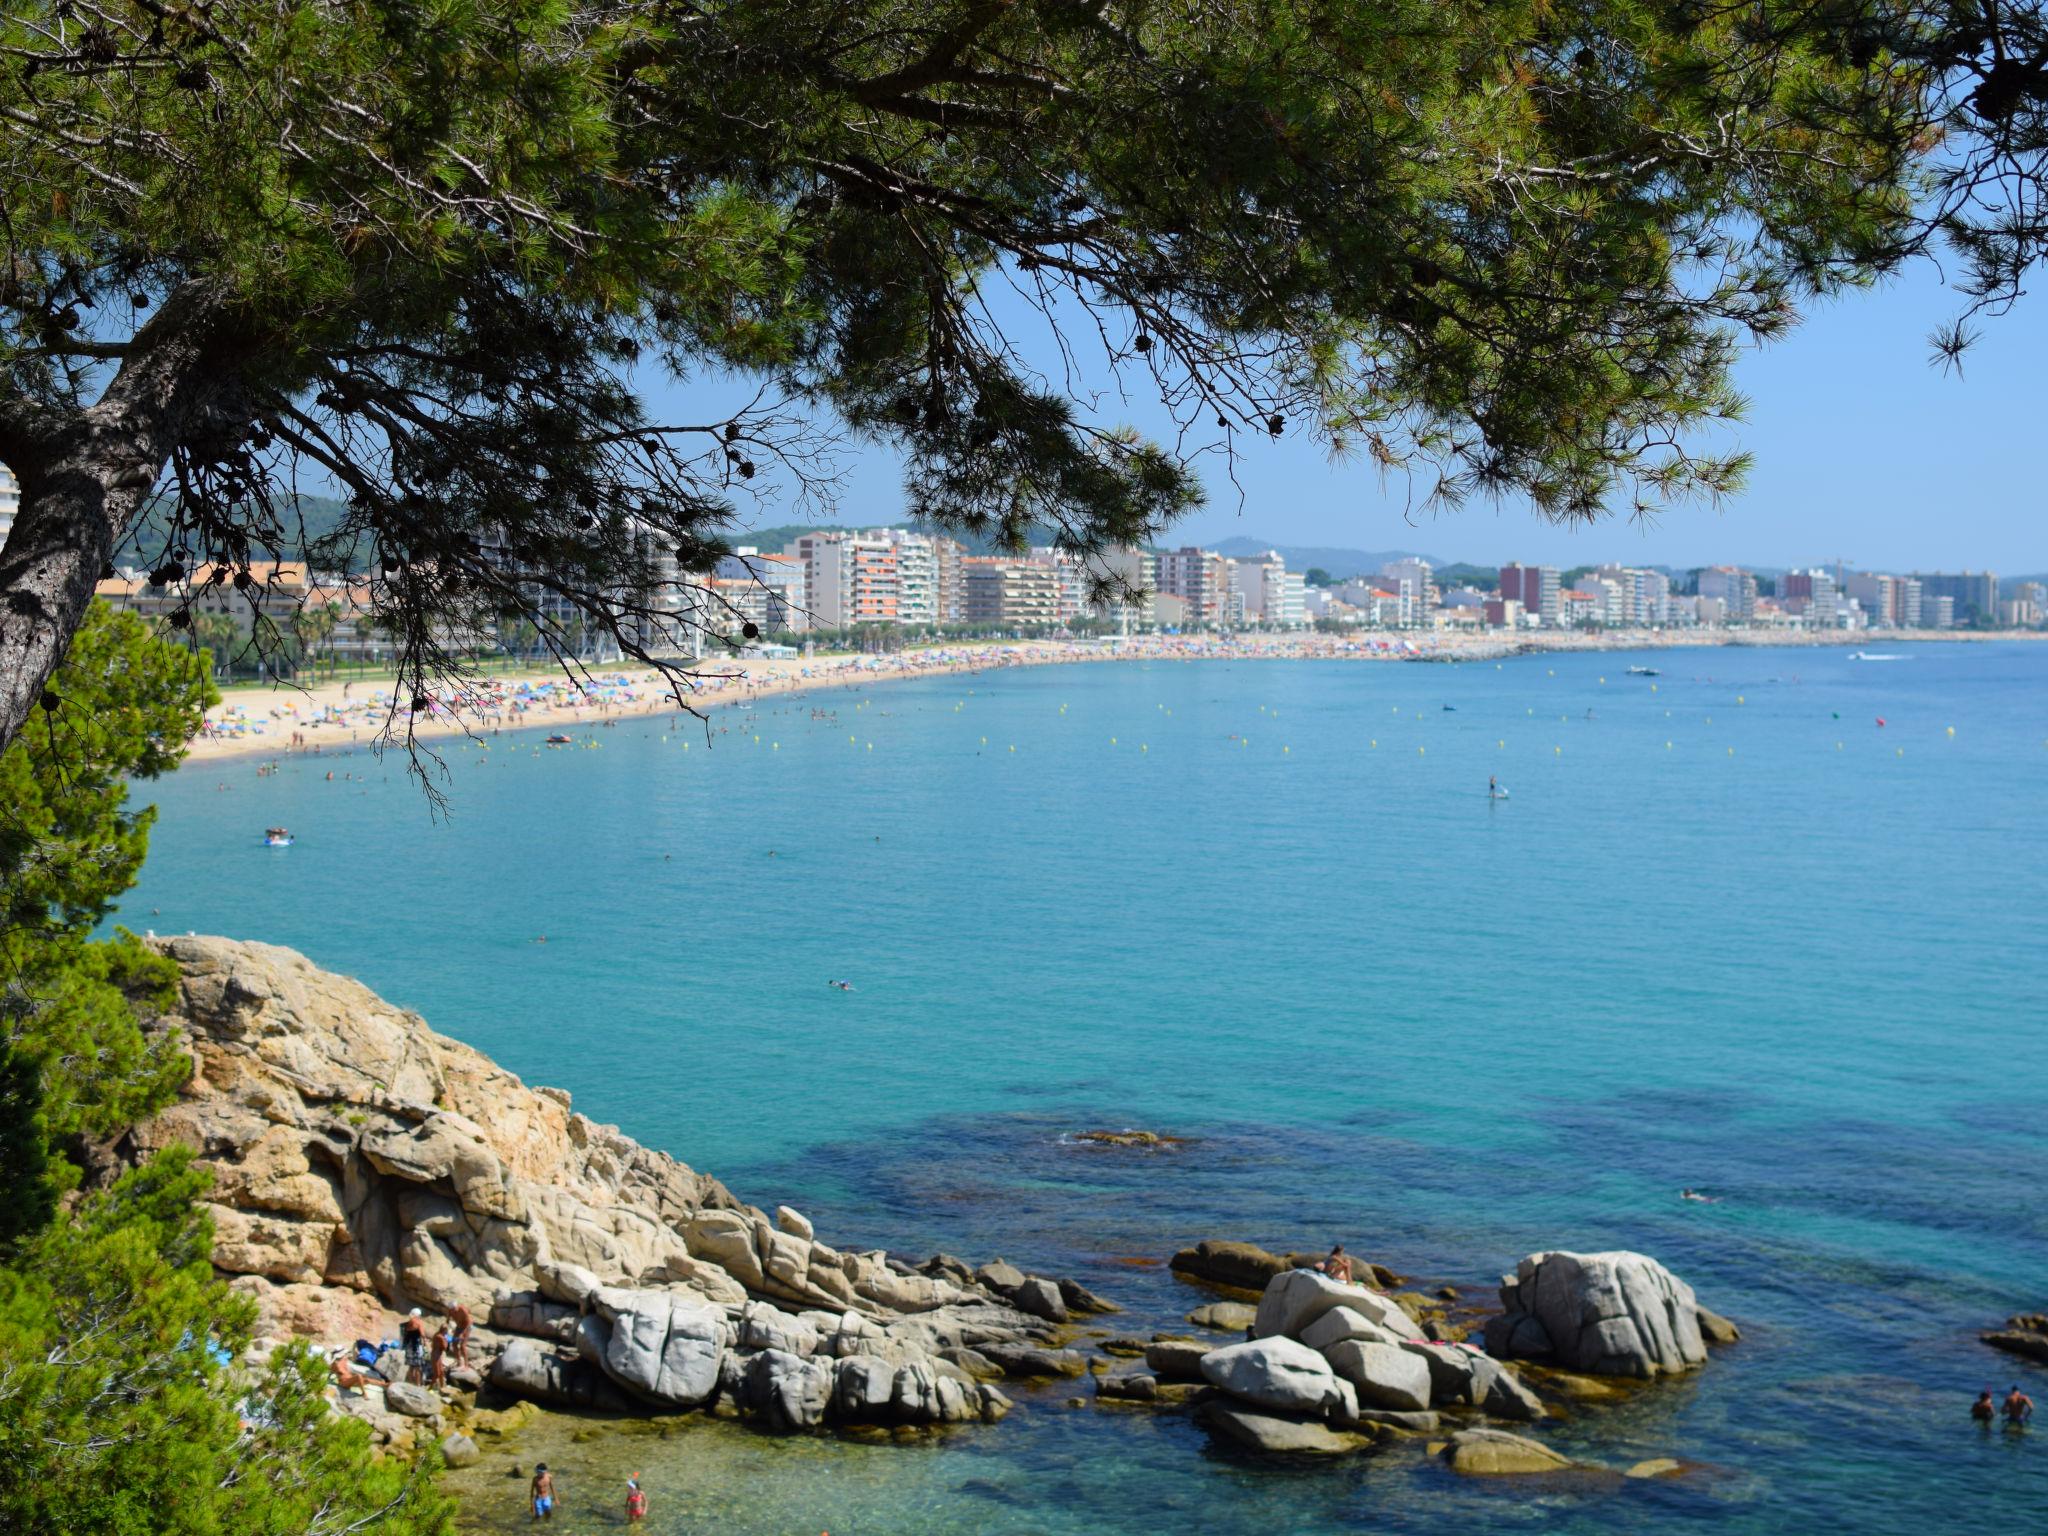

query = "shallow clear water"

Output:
[[124, 645, 2048, 1531]]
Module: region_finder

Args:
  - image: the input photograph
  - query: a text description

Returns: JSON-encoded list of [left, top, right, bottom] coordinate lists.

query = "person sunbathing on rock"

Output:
[[1316, 1244, 1353, 1283]]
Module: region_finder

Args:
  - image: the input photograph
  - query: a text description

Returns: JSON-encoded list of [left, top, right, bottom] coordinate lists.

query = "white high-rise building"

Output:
[[0, 463, 18, 545], [1083, 545, 1157, 631], [1697, 566, 1758, 623], [1379, 559, 1436, 626]]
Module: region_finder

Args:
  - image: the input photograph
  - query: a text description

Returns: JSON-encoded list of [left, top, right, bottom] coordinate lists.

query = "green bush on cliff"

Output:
[[0, 606, 452, 1535], [0, 1149, 451, 1536], [0, 601, 213, 1232]]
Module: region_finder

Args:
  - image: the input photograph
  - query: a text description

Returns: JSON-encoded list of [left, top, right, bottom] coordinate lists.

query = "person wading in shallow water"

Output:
[[625, 1476, 648, 1523], [2005, 1385, 2035, 1428], [1972, 1388, 1997, 1425]]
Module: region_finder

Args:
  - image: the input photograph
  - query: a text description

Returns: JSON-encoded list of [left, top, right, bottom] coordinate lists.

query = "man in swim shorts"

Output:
[[531, 1464, 554, 1520]]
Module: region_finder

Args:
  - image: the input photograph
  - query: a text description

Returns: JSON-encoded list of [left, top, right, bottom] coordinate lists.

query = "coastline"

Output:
[[184, 626, 2044, 767]]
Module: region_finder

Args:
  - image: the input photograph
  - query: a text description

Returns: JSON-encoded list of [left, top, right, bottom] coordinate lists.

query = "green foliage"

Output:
[[0, 1154, 453, 1536], [0, 602, 214, 1217]]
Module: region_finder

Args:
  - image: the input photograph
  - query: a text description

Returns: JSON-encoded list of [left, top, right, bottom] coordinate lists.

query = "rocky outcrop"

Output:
[[117, 938, 1091, 1440], [1188, 1263, 1546, 1455], [1983, 1313, 2048, 1364], [1482, 1252, 1708, 1378]]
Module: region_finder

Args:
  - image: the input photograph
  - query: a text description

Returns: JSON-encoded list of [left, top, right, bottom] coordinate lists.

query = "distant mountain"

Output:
[[1208, 537, 1441, 578], [122, 493, 359, 568]]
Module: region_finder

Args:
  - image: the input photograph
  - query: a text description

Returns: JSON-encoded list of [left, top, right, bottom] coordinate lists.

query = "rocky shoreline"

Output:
[[116, 936, 1744, 1479]]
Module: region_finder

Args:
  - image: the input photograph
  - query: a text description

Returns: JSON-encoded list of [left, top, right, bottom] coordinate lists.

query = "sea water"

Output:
[[122, 644, 2048, 1532]]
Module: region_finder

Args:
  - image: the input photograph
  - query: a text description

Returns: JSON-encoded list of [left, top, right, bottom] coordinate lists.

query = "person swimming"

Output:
[[1680, 1188, 1718, 1203], [829, 979, 855, 991]]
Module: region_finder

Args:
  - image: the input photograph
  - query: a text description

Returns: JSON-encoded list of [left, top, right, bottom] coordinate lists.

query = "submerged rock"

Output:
[[1169, 1240, 1292, 1293], [1195, 1399, 1373, 1456], [1445, 1428, 1572, 1475], [1187, 1302, 1258, 1333]]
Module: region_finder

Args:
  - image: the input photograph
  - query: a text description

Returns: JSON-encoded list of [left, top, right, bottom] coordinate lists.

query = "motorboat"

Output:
[[545, 733, 574, 745], [264, 827, 294, 847], [1627, 665, 1660, 676]]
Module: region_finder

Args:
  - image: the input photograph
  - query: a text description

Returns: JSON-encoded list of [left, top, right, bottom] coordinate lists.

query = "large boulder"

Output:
[[382, 1382, 440, 1419], [1484, 1251, 1707, 1378], [1321, 1340, 1431, 1412], [744, 1349, 833, 1430], [1008, 1276, 1070, 1325], [832, 1356, 898, 1421], [1300, 1306, 1405, 1353], [1444, 1428, 1573, 1476], [1254, 1269, 1412, 1343], [1984, 1314, 2048, 1364], [1200, 1337, 1349, 1416], [487, 1337, 632, 1411], [585, 1287, 725, 1406], [1143, 1339, 1215, 1382], [1187, 1302, 1258, 1333]]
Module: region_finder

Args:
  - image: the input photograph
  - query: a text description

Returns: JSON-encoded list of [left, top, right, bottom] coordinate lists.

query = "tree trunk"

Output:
[[0, 289, 250, 757]]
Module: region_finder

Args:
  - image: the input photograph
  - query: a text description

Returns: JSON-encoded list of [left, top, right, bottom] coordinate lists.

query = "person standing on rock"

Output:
[[450, 1301, 474, 1367], [401, 1308, 428, 1385], [429, 1324, 450, 1389], [530, 1464, 555, 1522]]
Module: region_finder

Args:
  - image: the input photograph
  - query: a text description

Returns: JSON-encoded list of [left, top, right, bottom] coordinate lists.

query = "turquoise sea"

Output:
[[123, 644, 2048, 1532]]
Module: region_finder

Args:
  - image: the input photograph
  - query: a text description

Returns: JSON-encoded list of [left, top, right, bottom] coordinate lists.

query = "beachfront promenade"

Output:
[[188, 626, 2042, 763]]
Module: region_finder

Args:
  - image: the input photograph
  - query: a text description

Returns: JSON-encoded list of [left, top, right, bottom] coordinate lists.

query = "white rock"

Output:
[[1485, 1251, 1706, 1377], [1300, 1305, 1406, 1354], [1254, 1268, 1412, 1343], [775, 1205, 815, 1241], [1322, 1339, 1431, 1412], [1199, 1337, 1349, 1416]]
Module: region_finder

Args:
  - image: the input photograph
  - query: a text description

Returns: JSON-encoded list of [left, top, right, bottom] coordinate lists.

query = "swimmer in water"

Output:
[[1679, 1188, 1718, 1203]]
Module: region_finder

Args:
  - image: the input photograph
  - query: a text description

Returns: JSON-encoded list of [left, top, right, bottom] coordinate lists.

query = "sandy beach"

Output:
[[186, 625, 2042, 765]]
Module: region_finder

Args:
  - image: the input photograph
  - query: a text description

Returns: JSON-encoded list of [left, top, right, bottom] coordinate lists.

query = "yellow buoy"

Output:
[[1738, 695, 1745, 704], [1665, 741, 1672, 749], [1283, 746, 1290, 754], [772, 742, 778, 750], [1498, 740, 1505, 748], [1009, 745, 1016, 753], [1555, 746, 1562, 754], [1111, 737, 1117, 745], [1946, 725, 1955, 736], [1418, 746, 1425, 755], [1141, 744, 1148, 752], [1727, 747, 1734, 755]]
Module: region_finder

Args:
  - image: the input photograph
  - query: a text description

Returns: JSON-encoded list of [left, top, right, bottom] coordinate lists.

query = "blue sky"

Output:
[[656, 264, 2042, 575]]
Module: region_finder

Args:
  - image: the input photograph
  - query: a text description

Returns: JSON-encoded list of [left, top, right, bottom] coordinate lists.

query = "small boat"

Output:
[[263, 827, 294, 847], [1627, 665, 1660, 676], [545, 733, 574, 746]]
